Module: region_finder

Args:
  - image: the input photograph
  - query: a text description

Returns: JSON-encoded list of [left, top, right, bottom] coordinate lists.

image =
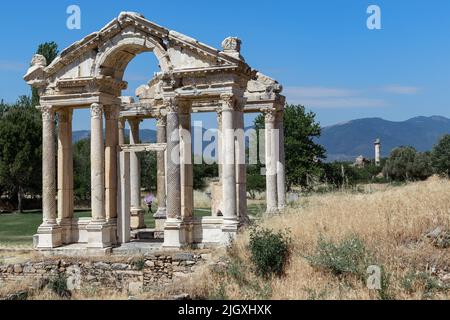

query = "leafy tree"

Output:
[[193, 157, 218, 190], [141, 152, 157, 193], [431, 135, 450, 177], [73, 138, 91, 201], [254, 104, 325, 190], [31, 42, 59, 106], [0, 96, 42, 212], [247, 165, 266, 199], [382, 146, 432, 181]]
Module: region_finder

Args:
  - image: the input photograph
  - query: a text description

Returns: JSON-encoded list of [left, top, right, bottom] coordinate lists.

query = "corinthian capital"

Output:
[[156, 114, 167, 127], [41, 106, 54, 122], [220, 93, 235, 112], [90, 103, 103, 119], [264, 108, 277, 123], [163, 97, 179, 113], [104, 106, 120, 120]]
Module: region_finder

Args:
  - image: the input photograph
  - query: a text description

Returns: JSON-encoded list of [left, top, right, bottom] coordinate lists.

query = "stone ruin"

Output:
[[23, 12, 286, 254]]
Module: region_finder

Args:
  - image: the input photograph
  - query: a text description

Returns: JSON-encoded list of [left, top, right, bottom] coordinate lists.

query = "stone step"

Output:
[[131, 229, 156, 240]]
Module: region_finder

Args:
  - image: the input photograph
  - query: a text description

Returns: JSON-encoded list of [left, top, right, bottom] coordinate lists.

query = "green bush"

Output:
[[306, 236, 372, 279], [248, 227, 291, 278], [48, 273, 71, 298]]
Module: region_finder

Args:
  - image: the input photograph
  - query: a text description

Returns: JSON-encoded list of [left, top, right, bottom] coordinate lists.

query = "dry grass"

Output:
[[185, 177, 450, 300], [2, 178, 449, 300]]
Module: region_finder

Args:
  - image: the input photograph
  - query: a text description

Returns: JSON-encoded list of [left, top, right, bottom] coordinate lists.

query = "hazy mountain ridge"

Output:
[[318, 116, 450, 161]]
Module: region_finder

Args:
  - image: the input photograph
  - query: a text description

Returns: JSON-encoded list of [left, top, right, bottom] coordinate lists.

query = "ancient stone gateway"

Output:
[[24, 12, 286, 253]]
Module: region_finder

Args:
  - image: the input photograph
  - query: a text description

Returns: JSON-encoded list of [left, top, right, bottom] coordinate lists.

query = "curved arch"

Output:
[[94, 33, 172, 81]]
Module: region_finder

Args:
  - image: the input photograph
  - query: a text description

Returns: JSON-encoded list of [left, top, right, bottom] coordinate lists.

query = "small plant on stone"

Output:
[[248, 226, 292, 278], [48, 273, 71, 299]]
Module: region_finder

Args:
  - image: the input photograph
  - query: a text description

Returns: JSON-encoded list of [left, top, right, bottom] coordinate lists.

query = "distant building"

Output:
[[353, 155, 370, 168]]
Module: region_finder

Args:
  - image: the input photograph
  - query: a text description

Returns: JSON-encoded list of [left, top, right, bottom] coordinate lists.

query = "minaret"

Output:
[[374, 138, 381, 166]]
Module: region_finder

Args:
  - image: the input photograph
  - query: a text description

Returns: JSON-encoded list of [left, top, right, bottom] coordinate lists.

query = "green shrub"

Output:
[[306, 236, 373, 279], [132, 257, 146, 271], [48, 273, 71, 298], [248, 227, 291, 278]]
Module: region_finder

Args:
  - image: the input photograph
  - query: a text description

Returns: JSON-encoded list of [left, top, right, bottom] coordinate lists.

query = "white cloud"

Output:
[[284, 86, 358, 99], [284, 86, 387, 109], [382, 85, 421, 95]]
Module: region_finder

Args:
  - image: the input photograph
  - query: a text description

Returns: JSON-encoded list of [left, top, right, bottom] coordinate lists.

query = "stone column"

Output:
[[57, 109, 73, 244], [163, 98, 184, 248], [154, 114, 167, 239], [221, 94, 238, 234], [105, 105, 119, 244], [87, 103, 110, 249], [37, 106, 61, 248], [118, 119, 126, 145], [217, 109, 223, 181], [276, 111, 286, 210], [265, 109, 278, 213], [235, 102, 248, 223], [129, 118, 145, 230], [179, 104, 193, 221]]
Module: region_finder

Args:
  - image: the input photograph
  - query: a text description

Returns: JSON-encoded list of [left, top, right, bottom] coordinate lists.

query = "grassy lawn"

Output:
[[0, 204, 265, 246], [0, 210, 90, 246]]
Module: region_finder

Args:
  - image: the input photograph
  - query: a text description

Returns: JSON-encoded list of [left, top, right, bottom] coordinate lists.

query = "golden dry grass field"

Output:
[[179, 177, 450, 300]]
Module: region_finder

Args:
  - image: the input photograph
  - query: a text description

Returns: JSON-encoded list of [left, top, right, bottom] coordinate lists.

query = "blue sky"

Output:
[[0, 0, 449, 130]]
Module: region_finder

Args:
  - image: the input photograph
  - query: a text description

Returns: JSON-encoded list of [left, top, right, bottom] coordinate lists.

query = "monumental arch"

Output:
[[24, 12, 286, 252]]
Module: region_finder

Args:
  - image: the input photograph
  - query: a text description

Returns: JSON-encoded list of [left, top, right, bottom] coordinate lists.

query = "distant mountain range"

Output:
[[318, 116, 450, 162], [72, 116, 450, 162]]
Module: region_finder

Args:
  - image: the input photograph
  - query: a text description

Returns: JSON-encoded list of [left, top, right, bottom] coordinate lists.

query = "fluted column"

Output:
[[163, 97, 184, 248], [90, 103, 105, 222], [87, 103, 111, 249], [265, 109, 278, 213], [129, 118, 145, 229], [154, 114, 167, 238], [165, 100, 181, 220], [276, 110, 286, 210], [105, 105, 119, 222], [37, 106, 61, 248], [57, 109, 73, 244], [221, 94, 237, 226]]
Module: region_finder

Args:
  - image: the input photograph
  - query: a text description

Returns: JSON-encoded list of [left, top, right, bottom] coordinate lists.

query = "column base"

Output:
[[107, 218, 119, 245], [58, 218, 73, 245], [130, 208, 146, 230], [154, 207, 166, 239], [221, 217, 239, 245], [87, 221, 112, 249], [265, 207, 280, 215], [163, 219, 188, 248], [36, 224, 62, 249]]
